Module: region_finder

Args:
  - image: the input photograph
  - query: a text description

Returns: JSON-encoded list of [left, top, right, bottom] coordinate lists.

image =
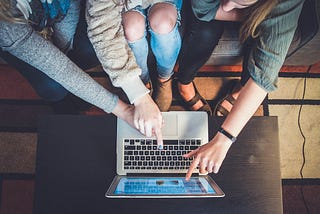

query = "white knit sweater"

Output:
[[86, 0, 164, 104]]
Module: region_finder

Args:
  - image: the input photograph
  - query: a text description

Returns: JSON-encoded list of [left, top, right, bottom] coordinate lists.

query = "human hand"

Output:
[[133, 94, 163, 149], [112, 99, 136, 128], [184, 133, 233, 180]]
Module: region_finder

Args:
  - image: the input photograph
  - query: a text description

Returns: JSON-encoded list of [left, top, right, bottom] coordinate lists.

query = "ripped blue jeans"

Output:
[[126, 0, 183, 84]]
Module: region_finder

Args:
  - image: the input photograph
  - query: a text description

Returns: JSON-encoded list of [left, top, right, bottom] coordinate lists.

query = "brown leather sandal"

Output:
[[179, 81, 213, 116], [214, 80, 242, 116]]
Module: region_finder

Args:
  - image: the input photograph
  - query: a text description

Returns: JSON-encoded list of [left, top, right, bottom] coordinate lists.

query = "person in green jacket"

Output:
[[176, 0, 305, 180]]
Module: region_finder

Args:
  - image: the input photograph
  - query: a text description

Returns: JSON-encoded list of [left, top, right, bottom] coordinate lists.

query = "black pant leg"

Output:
[[177, 12, 224, 84]]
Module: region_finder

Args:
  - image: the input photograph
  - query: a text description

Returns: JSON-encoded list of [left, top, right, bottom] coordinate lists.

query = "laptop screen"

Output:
[[114, 177, 216, 195], [106, 175, 225, 198]]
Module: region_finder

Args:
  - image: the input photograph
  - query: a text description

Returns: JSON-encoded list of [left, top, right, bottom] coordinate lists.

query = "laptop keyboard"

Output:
[[123, 139, 201, 171]]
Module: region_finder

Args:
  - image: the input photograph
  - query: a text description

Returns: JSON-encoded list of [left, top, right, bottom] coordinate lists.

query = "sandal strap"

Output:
[[214, 95, 235, 116], [224, 94, 236, 105], [214, 79, 241, 116], [198, 102, 213, 115], [185, 92, 201, 107], [178, 81, 212, 115], [215, 94, 236, 116], [215, 104, 229, 116]]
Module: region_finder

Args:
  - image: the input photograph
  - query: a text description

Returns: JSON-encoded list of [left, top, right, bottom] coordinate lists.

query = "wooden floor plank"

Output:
[[0, 133, 37, 174], [0, 65, 40, 100], [0, 180, 34, 214]]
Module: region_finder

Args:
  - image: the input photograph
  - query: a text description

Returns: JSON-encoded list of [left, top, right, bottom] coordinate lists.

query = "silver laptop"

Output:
[[106, 111, 225, 198]]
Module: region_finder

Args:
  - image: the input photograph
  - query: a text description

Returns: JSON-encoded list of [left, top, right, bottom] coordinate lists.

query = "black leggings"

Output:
[[177, 10, 224, 84]]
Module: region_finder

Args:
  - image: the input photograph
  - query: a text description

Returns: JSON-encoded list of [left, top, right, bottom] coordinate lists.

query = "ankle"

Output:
[[158, 77, 171, 83], [145, 82, 152, 90], [178, 82, 195, 100]]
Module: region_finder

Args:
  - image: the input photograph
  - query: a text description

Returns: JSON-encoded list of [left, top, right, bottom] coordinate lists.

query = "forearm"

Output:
[[221, 78, 267, 138], [85, 0, 148, 104]]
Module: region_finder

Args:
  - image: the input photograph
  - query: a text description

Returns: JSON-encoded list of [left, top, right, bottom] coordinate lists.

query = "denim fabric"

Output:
[[149, 23, 181, 80], [126, 0, 182, 84], [0, 49, 69, 101], [52, 0, 80, 53], [67, 0, 100, 70], [127, 36, 149, 83]]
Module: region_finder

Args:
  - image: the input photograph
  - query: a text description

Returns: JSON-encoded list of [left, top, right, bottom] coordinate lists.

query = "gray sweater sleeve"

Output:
[[0, 21, 119, 113]]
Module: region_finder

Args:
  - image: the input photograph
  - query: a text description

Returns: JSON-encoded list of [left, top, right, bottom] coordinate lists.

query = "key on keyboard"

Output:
[[123, 139, 201, 171]]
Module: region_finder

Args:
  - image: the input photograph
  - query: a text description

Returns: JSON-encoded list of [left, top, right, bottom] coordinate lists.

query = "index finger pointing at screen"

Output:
[[185, 157, 200, 180]]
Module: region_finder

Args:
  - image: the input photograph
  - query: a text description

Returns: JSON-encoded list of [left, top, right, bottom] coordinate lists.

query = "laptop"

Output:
[[106, 111, 225, 198]]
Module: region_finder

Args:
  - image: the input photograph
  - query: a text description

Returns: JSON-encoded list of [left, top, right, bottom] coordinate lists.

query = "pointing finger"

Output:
[[185, 157, 200, 180]]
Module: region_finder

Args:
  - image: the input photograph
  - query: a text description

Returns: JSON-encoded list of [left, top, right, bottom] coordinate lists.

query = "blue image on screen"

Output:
[[114, 177, 216, 195]]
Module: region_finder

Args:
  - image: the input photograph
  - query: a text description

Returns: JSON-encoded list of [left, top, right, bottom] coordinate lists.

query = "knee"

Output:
[[122, 11, 146, 42], [149, 3, 178, 34]]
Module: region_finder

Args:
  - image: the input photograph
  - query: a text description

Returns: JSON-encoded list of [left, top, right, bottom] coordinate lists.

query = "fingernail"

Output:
[[158, 145, 163, 150]]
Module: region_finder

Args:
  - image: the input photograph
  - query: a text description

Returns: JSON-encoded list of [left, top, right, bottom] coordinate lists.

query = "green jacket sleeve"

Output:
[[191, 0, 220, 22], [244, 0, 305, 92]]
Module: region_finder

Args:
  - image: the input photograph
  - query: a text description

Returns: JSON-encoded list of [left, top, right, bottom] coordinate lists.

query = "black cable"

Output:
[[297, 65, 312, 214]]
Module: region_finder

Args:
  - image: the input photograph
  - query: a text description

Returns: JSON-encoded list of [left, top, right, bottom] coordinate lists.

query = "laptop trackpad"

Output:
[[162, 114, 178, 137]]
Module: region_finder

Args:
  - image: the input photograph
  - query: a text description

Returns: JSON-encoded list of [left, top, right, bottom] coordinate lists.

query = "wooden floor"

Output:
[[1, 62, 320, 214]]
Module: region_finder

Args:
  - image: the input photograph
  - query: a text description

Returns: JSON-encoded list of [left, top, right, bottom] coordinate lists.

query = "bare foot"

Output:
[[216, 85, 242, 116]]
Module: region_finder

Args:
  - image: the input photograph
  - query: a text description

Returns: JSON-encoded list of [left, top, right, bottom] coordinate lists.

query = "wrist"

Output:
[[218, 127, 237, 143], [112, 99, 130, 118], [121, 76, 149, 104], [134, 93, 151, 106]]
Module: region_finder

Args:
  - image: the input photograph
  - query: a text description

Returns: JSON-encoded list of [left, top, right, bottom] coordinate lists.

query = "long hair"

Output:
[[239, 0, 278, 43], [0, 0, 26, 23]]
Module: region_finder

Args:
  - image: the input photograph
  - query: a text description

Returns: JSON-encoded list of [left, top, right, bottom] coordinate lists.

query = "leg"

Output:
[[0, 50, 69, 102], [148, 1, 182, 81], [213, 43, 251, 116], [177, 10, 224, 111], [147, 1, 182, 111], [52, 0, 80, 53], [122, 9, 150, 85], [67, 0, 100, 70]]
